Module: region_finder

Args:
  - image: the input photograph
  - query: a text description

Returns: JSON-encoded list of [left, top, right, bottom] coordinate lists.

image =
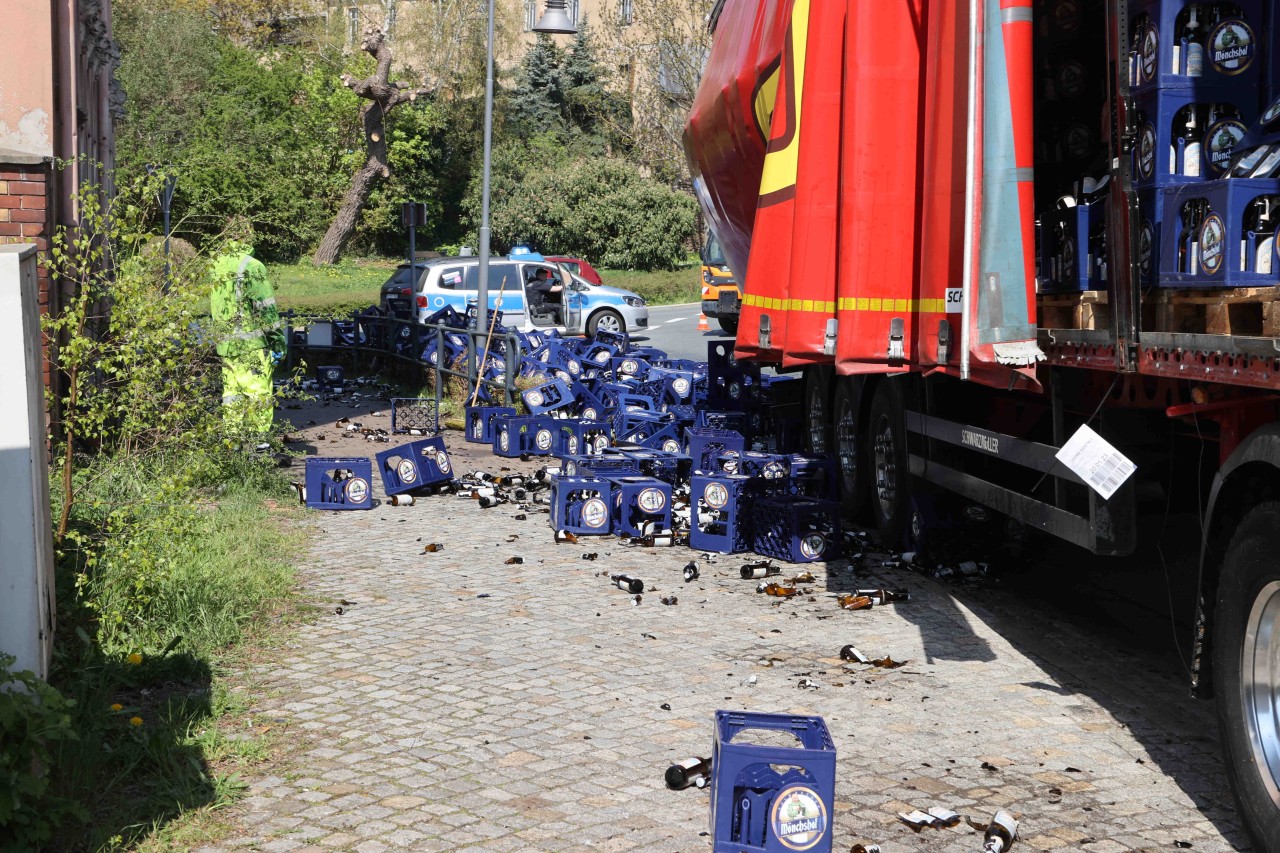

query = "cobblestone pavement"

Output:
[[209, 419, 1249, 853]]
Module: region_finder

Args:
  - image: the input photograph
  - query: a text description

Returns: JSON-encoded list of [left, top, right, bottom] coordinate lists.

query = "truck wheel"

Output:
[[1213, 501, 1280, 851], [587, 309, 624, 336], [868, 379, 911, 548], [833, 378, 866, 519], [717, 316, 738, 334], [803, 366, 834, 455]]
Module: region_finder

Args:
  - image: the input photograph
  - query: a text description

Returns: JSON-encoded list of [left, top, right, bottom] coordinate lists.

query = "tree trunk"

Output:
[[312, 27, 428, 266]]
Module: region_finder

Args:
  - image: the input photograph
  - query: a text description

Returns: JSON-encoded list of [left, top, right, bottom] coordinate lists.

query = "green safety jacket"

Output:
[[210, 251, 286, 360]]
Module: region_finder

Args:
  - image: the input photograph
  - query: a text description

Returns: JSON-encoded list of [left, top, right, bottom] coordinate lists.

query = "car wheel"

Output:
[[1213, 501, 1280, 851], [717, 316, 739, 335], [868, 378, 911, 547], [587, 309, 624, 336]]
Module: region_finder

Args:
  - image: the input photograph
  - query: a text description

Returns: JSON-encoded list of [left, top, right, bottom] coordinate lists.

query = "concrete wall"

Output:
[[0, 245, 56, 678], [0, 1, 55, 158]]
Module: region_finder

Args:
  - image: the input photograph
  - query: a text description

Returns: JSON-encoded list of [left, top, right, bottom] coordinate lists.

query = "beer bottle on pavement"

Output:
[[611, 574, 644, 594], [664, 756, 712, 790]]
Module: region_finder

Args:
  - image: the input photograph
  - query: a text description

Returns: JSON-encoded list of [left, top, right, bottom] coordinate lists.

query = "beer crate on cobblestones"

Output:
[[492, 415, 557, 457], [602, 475, 672, 536], [465, 405, 516, 444], [750, 497, 840, 563], [304, 457, 373, 511], [375, 437, 453, 496], [690, 473, 752, 554], [549, 475, 614, 535], [710, 711, 837, 853]]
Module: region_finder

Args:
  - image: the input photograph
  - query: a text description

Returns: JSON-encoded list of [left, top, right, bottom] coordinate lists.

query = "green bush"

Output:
[[0, 655, 84, 849]]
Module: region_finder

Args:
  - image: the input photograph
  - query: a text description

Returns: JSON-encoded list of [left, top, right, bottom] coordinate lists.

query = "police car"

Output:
[[408, 251, 648, 335]]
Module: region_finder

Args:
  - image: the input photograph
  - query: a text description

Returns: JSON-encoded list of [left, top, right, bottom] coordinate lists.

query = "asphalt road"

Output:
[[635, 301, 732, 361]]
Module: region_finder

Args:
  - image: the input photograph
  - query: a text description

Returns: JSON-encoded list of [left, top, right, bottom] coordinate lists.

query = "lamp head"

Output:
[[533, 0, 576, 34]]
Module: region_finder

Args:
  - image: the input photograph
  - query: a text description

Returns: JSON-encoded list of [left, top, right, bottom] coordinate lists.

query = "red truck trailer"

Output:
[[686, 0, 1280, 845]]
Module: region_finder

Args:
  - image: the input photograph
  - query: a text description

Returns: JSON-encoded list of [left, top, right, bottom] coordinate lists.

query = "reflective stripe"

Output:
[[835, 296, 949, 313], [252, 296, 277, 309], [230, 328, 266, 341], [1001, 6, 1033, 23], [222, 393, 245, 405], [235, 256, 251, 302]]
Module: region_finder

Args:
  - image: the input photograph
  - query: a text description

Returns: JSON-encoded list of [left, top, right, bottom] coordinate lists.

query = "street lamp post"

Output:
[[146, 164, 177, 292], [473, 0, 576, 394]]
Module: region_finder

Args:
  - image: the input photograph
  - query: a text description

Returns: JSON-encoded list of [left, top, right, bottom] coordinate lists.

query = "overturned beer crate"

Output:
[[304, 457, 374, 511]]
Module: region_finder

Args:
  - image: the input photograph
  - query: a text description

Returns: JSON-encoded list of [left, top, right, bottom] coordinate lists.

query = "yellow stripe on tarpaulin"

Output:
[[745, 294, 948, 314]]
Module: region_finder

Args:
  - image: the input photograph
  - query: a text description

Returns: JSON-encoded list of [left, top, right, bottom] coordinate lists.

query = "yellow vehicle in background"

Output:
[[699, 230, 739, 334]]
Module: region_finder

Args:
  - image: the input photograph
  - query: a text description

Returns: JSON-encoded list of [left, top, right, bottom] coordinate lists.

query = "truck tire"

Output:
[[803, 366, 834, 455], [587, 309, 624, 336], [868, 378, 911, 547], [717, 316, 738, 335], [833, 378, 867, 519], [1213, 501, 1280, 851]]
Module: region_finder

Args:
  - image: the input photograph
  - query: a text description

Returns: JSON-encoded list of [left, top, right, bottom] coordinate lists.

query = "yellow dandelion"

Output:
[[110, 703, 123, 712], [130, 716, 143, 727], [127, 653, 142, 665]]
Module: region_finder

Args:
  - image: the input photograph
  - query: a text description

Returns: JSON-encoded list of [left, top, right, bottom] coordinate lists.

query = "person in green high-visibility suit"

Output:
[[210, 239, 285, 436]]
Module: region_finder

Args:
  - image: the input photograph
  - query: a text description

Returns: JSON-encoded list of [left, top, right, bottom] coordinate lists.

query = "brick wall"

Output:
[[0, 160, 54, 390]]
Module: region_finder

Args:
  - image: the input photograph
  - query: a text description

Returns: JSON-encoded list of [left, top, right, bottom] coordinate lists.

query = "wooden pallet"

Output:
[[1150, 286, 1280, 337], [1037, 290, 1110, 331]]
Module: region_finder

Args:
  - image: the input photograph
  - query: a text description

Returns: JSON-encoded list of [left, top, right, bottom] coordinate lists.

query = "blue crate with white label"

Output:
[[375, 436, 453, 496], [687, 427, 747, 473], [559, 453, 641, 478], [602, 475, 672, 537], [570, 381, 608, 421], [492, 415, 558, 457], [1158, 178, 1280, 287], [1136, 186, 1164, 287], [521, 378, 575, 415], [1131, 89, 1256, 188], [1128, 0, 1263, 93], [304, 457, 374, 511], [1039, 197, 1107, 292], [710, 711, 837, 853], [549, 475, 614, 535], [690, 473, 753, 554], [465, 406, 516, 444], [611, 355, 652, 379], [554, 419, 612, 456], [316, 364, 344, 389], [750, 497, 841, 563], [713, 451, 792, 489]]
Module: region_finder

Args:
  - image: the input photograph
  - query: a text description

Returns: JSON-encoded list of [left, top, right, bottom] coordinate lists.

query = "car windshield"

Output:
[[701, 232, 726, 266]]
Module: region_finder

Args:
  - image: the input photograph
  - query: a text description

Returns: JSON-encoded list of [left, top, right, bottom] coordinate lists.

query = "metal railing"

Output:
[[281, 308, 521, 409]]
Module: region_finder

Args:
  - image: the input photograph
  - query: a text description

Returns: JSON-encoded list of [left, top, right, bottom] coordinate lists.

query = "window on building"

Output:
[[620, 0, 633, 25], [525, 0, 537, 30]]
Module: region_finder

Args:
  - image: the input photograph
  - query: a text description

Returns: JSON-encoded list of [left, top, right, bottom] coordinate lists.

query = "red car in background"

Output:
[[545, 256, 603, 286]]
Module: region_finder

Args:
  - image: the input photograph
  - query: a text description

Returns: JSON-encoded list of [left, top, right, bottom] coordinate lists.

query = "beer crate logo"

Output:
[[1199, 214, 1226, 275], [344, 477, 370, 504], [581, 497, 608, 528], [763, 461, 787, 480], [663, 439, 682, 454], [435, 451, 451, 474], [525, 389, 546, 408], [1061, 236, 1076, 281], [1206, 121, 1247, 175], [472, 419, 484, 439], [397, 458, 418, 484], [1139, 221, 1154, 280], [800, 533, 827, 560], [1139, 22, 1158, 82], [1056, 60, 1086, 99], [536, 429, 553, 451], [594, 350, 611, 364], [567, 359, 581, 374], [583, 407, 598, 420], [637, 488, 667, 513], [621, 358, 639, 374], [1209, 19, 1254, 75], [770, 785, 828, 850], [704, 482, 730, 509], [499, 430, 510, 452], [568, 434, 580, 455], [592, 435, 610, 452], [1137, 122, 1155, 179], [673, 377, 691, 396]]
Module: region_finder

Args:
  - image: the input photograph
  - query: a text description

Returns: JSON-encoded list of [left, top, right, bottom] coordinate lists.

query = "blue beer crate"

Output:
[[1136, 186, 1164, 287], [465, 405, 516, 444], [696, 410, 751, 433], [570, 381, 608, 421], [521, 378, 575, 415], [316, 364, 344, 390], [713, 450, 791, 488], [1158, 178, 1280, 287], [1039, 197, 1107, 292], [614, 448, 691, 485], [554, 419, 612, 457], [559, 453, 641, 478], [1131, 89, 1256, 188], [750, 497, 841, 563], [786, 455, 838, 500], [690, 473, 752, 554], [602, 475, 672, 536], [710, 711, 837, 853], [375, 436, 453, 496], [687, 427, 747, 473], [549, 475, 614, 535], [492, 415, 558, 457], [304, 457, 373, 511], [1128, 0, 1263, 93], [391, 397, 439, 434], [610, 355, 652, 379]]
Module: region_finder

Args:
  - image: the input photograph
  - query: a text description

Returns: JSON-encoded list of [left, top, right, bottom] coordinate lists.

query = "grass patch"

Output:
[[268, 256, 702, 315], [38, 452, 306, 851]]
